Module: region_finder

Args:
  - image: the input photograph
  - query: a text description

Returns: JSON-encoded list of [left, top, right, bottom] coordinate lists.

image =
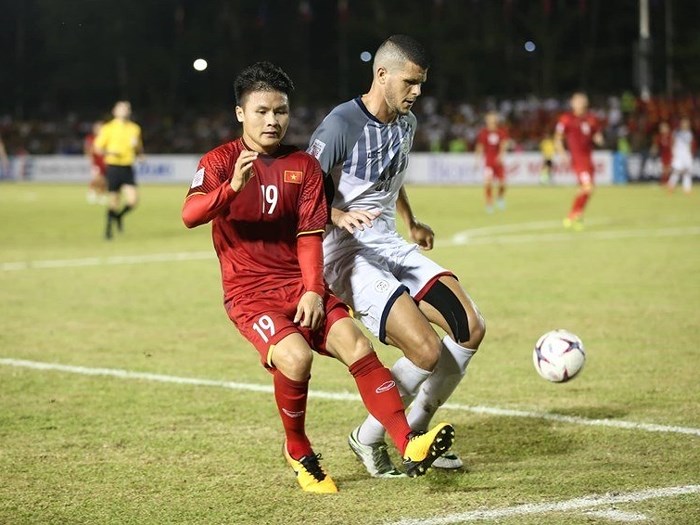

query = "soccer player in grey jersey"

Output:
[[309, 35, 486, 477]]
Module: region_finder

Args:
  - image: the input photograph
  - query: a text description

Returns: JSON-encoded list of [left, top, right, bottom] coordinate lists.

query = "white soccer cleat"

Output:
[[348, 426, 406, 478], [432, 451, 464, 470]]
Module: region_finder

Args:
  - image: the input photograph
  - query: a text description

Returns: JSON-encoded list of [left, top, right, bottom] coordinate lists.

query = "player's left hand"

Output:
[[294, 291, 325, 331], [409, 220, 435, 250]]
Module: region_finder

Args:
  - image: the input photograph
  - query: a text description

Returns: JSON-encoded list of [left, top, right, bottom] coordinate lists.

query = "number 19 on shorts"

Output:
[[252, 315, 276, 343]]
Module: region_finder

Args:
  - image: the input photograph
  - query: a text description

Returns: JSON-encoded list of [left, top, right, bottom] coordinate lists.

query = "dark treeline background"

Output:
[[1, 0, 698, 118]]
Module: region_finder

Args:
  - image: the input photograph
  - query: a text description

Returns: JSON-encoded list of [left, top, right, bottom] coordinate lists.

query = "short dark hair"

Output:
[[377, 34, 430, 70], [234, 62, 295, 105]]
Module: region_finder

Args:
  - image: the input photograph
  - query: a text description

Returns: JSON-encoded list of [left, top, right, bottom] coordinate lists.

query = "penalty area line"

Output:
[[1, 358, 699, 438], [387, 484, 700, 525]]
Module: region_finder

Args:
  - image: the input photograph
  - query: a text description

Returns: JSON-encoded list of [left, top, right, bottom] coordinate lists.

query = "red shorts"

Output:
[[572, 159, 595, 185], [226, 280, 350, 369], [485, 162, 505, 180]]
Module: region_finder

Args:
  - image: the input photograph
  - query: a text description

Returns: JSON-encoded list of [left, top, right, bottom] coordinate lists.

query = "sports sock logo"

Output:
[[282, 408, 305, 418], [375, 380, 396, 394]]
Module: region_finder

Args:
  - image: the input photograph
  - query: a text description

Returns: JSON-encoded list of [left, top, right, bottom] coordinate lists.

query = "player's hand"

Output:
[[294, 291, 325, 331], [409, 220, 435, 250], [231, 150, 258, 192], [332, 208, 380, 234]]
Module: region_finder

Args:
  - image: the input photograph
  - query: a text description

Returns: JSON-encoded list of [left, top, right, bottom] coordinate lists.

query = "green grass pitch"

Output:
[[1, 182, 698, 524]]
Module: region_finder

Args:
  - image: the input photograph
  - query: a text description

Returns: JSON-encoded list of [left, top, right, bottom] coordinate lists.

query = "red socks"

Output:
[[569, 190, 591, 219], [485, 185, 493, 205], [349, 352, 412, 454], [273, 370, 312, 459]]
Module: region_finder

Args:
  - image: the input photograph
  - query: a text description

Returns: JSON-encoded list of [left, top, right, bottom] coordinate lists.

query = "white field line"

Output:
[[448, 219, 610, 243], [584, 509, 649, 522], [438, 225, 700, 248], [388, 484, 700, 525], [2, 358, 699, 438], [0, 251, 213, 271]]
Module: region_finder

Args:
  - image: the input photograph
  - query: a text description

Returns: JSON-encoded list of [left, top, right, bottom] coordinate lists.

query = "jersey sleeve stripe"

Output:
[[185, 192, 207, 199], [296, 229, 325, 237]]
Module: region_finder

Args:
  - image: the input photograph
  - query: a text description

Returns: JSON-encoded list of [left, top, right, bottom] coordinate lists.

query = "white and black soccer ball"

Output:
[[532, 329, 586, 383]]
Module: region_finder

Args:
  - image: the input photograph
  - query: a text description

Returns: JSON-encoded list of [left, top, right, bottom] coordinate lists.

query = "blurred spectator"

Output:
[[0, 93, 698, 157]]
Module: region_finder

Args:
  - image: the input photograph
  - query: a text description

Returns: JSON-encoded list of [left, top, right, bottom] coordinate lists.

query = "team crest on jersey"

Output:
[[309, 138, 326, 159], [284, 170, 303, 184], [191, 167, 205, 188], [581, 122, 591, 135]]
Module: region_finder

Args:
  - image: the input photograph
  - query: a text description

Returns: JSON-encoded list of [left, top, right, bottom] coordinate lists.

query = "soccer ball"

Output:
[[532, 329, 586, 382]]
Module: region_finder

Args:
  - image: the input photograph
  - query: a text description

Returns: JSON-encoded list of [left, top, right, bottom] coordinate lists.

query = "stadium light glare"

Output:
[[193, 58, 208, 72], [524, 41, 536, 53], [360, 51, 372, 63]]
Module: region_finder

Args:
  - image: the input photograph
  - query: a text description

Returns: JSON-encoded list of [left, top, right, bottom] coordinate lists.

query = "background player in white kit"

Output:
[[308, 35, 486, 477], [667, 117, 697, 194]]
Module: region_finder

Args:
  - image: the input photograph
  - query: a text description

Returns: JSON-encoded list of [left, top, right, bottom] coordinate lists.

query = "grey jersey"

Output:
[[308, 97, 416, 224]]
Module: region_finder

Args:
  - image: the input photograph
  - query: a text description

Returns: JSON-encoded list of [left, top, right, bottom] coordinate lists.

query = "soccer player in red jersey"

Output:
[[181, 62, 453, 493], [651, 121, 673, 185], [84, 121, 107, 204], [475, 111, 509, 212], [555, 92, 604, 230]]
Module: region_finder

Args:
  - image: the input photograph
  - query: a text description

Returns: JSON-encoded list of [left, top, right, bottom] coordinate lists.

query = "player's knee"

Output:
[[273, 345, 313, 379], [465, 314, 486, 350], [408, 332, 442, 371]]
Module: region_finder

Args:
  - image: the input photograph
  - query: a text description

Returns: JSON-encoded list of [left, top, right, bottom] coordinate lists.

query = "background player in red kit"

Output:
[[651, 121, 673, 185], [84, 121, 107, 204], [181, 62, 453, 493], [555, 92, 604, 230], [475, 111, 509, 212]]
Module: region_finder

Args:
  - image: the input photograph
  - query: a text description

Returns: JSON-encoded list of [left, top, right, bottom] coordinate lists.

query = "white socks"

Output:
[[668, 171, 692, 193], [356, 356, 431, 445], [407, 336, 476, 432], [356, 337, 477, 445]]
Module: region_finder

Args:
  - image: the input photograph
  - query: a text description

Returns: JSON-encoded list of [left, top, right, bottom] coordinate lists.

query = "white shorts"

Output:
[[672, 154, 693, 172], [323, 220, 453, 342]]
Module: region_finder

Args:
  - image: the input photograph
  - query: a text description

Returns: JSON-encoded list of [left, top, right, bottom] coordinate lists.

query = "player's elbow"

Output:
[[181, 207, 200, 229]]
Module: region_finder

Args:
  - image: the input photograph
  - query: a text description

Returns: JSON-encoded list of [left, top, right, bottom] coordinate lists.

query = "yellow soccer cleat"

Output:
[[402, 422, 455, 478], [563, 217, 584, 231], [283, 443, 338, 493]]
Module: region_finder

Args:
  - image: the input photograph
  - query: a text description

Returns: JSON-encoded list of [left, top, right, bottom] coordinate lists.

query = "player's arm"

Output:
[[592, 131, 605, 148], [553, 121, 566, 156], [135, 126, 145, 160], [474, 138, 484, 158], [295, 233, 325, 331], [294, 159, 329, 331], [182, 151, 258, 228], [397, 185, 434, 250], [498, 131, 509, 163], [93, 127, 107, 156]]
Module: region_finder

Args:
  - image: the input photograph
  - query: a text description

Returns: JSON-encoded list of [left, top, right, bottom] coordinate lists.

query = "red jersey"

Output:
[[182, 139, 327, 303], [476, 127, 508, 166], [555, 112, 601, 172], [654, 132, 673, 165], [84, 134, 106, 173]]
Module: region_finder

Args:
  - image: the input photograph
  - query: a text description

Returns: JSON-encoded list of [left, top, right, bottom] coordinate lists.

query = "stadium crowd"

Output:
[[1, 93, 699, 158]]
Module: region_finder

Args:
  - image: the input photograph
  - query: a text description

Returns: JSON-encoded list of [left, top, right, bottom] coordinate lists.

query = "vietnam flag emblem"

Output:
[[284, 170, 303, 184]]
